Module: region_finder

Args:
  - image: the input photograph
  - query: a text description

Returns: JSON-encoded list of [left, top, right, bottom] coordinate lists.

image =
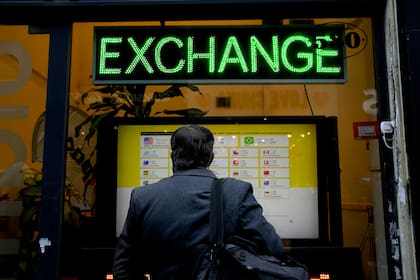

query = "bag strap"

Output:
[[191, 179, 225, 280], [209, 178, 224, 258]]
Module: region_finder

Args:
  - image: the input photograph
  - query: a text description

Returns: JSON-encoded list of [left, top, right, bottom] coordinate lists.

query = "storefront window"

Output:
[[0, 17, 384, 279], [0, 25, 49, 279]]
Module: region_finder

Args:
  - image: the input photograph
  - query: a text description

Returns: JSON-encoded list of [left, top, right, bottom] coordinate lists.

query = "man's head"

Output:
[[170, 124, 214, 171]]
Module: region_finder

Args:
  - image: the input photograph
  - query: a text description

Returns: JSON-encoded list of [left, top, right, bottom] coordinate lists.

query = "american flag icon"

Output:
[[144, 137, 154, 144]]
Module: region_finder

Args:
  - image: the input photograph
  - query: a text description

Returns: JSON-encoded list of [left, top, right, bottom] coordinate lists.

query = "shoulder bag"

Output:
[[193, 178, 310, 280]]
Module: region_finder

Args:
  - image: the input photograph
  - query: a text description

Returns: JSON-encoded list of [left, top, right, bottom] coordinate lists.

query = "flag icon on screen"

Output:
[[144, 137, 154, 144], [232, 150, 239, 155], [143, 160, 149, 166], [233, 170, 239, 176], [244, 136, 254, 144], [143, 170, 149, 176], [263, 170, 270, 175]]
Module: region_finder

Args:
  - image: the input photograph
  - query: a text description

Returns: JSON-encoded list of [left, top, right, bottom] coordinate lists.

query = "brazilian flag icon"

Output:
[[244, 136, 254, 144]]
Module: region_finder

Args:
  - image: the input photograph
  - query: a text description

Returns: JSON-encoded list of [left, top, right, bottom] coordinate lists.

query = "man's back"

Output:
[[114, 169, 283, 279]]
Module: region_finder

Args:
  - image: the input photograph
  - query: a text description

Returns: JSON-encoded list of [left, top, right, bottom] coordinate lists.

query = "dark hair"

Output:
[[170, 124, 214, 171]]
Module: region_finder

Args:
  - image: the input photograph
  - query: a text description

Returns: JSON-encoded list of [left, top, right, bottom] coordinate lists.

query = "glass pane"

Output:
[[0, 25, 49, 279]]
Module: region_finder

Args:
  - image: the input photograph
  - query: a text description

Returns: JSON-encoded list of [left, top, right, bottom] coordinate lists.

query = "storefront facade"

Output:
[[0, 0, 419, 279]]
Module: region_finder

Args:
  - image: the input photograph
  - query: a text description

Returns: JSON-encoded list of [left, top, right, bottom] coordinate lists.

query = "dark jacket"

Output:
[[113, 168, 284, 280]]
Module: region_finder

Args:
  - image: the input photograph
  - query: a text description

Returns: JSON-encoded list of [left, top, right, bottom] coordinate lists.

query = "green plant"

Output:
[[75, 84, 208, 143]]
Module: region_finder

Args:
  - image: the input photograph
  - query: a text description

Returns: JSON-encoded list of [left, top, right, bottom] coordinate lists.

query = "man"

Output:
[[113, 124, 284, 280]]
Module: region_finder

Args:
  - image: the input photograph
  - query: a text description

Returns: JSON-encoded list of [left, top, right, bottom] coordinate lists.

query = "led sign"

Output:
[[92, 25, 346, 84]]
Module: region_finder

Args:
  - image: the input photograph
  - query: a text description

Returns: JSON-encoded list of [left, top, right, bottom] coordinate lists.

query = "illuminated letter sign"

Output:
[[92, 25, 346, 84]]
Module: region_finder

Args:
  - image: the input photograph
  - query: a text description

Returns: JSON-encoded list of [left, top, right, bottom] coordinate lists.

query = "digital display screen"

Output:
[[115, 122, 319, 239], [93, 116, 342, 246], [92, 25, 346, 84]]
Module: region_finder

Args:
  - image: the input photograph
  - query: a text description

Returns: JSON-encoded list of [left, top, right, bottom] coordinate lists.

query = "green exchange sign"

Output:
[[92, 25, 346, 84]]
